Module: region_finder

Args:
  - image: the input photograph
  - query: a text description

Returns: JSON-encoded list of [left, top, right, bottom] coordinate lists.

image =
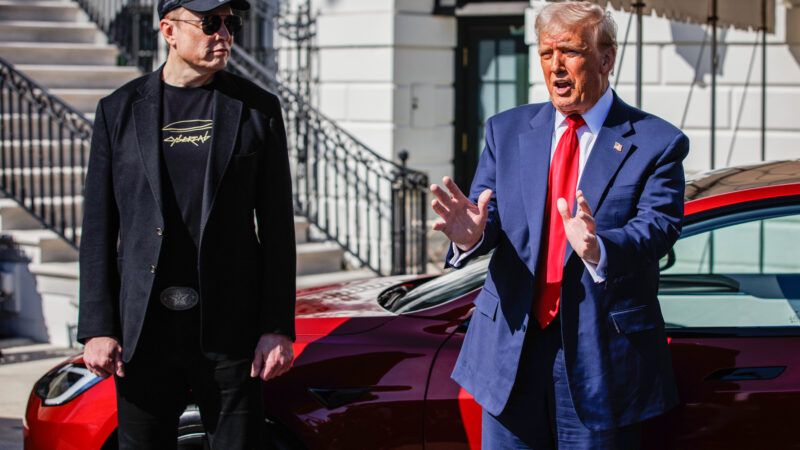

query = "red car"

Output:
[[25, 160, 800, 449]]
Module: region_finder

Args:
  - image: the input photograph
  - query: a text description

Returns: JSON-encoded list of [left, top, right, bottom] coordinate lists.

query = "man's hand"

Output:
[[430, 176, 493, 251], [84, 337, 124, 378], [250, 333, 294, 382], [557, 190, 600, 264]]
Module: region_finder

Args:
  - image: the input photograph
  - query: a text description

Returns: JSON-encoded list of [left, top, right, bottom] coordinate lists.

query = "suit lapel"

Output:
[[576, 96, 633, 215], [132, 70, 164, 215], [518, 104, 555, 276], [199, 72, 242, 243], [566, 94, 634, 264]]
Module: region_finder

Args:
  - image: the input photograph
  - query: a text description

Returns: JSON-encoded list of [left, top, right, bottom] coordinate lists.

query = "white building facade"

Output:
[[274, 0, 800, 262]]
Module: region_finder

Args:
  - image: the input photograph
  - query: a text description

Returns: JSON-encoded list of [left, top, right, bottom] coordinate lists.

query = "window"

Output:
[[659, 206, 800, 329]]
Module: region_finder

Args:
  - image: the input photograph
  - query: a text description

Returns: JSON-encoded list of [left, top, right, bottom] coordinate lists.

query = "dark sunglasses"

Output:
[[171, 14, 243, 36]]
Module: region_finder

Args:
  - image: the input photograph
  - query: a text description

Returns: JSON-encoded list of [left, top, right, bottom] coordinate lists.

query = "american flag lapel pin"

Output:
[[613, 142, 623, 152]]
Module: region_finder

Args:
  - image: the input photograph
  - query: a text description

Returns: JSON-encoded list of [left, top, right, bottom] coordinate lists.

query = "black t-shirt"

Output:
[[154, 82, 215, 293], [161, 82, 214, 244]]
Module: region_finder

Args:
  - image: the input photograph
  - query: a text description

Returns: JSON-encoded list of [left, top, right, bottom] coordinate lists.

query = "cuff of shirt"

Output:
[[583, 236, 607, 283], [449, 234, 485, 268]]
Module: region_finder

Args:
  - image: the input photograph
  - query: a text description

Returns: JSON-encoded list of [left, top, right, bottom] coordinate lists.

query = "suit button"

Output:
[[149, 264, 156, 273], [156, 227, 163, 236]]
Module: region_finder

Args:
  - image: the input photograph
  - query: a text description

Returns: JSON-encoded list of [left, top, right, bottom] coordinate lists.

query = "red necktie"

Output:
[[534, 114, 584, 329]]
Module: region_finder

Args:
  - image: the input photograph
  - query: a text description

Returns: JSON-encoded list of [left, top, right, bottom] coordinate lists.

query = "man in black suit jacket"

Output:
[[76, 0, 296, 448]]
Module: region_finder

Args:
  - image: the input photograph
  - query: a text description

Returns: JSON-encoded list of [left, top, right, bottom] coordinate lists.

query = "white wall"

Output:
[[277, 0, 456, 186]]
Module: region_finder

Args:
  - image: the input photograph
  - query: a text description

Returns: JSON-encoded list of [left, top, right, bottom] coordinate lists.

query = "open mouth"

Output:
[[553, 79, 573, 96]]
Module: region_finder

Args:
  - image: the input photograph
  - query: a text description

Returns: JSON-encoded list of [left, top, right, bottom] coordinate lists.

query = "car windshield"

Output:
[[381, 254, 491, 314]]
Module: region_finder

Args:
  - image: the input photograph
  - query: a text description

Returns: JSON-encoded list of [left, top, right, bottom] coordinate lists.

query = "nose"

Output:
[[550, 50, 563, 72], [216, 20, 231, 40]]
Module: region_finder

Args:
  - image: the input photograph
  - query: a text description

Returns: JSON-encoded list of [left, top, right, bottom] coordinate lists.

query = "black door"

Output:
[[455, 17, 529, 190]]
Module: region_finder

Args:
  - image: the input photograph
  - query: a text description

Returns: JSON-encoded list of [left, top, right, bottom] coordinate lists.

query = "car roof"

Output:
[[684, 160, 800, 216]]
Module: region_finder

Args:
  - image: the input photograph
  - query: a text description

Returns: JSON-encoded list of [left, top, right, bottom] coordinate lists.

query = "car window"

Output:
[[390, 254, 491, 314], [659, 205, 800, 329]]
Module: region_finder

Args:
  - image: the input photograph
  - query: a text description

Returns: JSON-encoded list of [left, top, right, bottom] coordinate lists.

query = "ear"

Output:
[[600, 46, 616, 75], [160, 17, 176, 47]]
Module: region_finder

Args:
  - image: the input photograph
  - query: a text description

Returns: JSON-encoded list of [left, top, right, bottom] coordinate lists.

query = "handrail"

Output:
[[0, 58, 91, 248]]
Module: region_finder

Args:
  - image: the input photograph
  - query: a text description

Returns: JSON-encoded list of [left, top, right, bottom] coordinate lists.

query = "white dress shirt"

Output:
[[450, 87, 615, 283]]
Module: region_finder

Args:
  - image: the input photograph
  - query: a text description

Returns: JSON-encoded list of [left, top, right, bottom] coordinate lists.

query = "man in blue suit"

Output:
[[431, 2, 687, 448]]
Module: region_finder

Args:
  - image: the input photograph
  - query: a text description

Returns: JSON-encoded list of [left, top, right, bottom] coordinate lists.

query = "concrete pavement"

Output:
[[0, 341, 79, 450]]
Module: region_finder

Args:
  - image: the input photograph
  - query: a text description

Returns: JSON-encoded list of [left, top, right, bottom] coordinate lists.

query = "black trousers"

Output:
[[114, 299, 265, 450]]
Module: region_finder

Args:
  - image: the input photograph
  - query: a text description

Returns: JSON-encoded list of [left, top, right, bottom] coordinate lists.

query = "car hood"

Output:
[[295, 275, 418, 318]]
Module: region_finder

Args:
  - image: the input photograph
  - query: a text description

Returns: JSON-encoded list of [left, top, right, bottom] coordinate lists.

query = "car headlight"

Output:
[[34, 363, 102, 406]]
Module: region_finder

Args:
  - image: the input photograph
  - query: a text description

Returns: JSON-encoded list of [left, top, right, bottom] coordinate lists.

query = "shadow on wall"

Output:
[[0, 253, 49, 345], [669, 20, 728, 85]]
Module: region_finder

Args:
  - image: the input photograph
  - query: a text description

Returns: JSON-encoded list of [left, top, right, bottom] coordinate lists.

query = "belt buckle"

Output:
[[160, 287, 199, 311]]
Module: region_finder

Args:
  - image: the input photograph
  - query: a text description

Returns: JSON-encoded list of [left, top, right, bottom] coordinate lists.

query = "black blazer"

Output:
[[77, 68, 296, 362]]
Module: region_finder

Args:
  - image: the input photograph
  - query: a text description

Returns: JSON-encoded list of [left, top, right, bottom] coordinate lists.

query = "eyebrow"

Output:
[[556, 42, 585, 52]]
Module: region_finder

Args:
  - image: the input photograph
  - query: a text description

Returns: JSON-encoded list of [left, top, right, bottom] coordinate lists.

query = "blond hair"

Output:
[[535, 1, 617, 51]]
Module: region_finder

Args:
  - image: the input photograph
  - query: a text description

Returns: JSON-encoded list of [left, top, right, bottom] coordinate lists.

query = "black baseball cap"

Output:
[[158, 0, 250, 19]]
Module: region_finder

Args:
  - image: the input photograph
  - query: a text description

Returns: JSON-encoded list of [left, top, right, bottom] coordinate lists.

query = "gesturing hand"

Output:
[[250, 333, 294, 382], [430, 177, 492, 252], [84, 336, 124, 378], [557, 190, 600, 264]]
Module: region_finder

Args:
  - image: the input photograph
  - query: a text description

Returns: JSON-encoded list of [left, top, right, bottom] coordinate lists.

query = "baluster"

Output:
[[37, 105, 45, 219], [58, 122, 66, 235], [354, 156, 360, 265], [11, 86, 20, 198], [322, 127, 329, 234], [22, 100, 32, 210], [311, 115, 319, 223], [0, 75, 6, 190], [343, 146, 350, 251], [69, 130, 78, 244], [417, 178, 428, 273]]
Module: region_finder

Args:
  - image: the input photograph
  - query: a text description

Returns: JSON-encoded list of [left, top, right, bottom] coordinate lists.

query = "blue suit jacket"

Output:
[[449, 93, 687, 431]]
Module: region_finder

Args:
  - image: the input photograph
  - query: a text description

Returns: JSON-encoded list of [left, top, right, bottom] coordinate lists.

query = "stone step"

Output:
[[0, 42, 118, 65], [29, 262, 79, 304], [50, 87, 110, 114], [0, 21, 101, 44], [296, 268, 374, 289], [296, 241, 343, 276], [5, 228, 77, 263], [0, 1, 85, 22], [294, 216, 308, 243], [15, 65, 141, 89], [0, 198, 42, 229], [27, 261, 79, 347], [0, 115, 93, 141]]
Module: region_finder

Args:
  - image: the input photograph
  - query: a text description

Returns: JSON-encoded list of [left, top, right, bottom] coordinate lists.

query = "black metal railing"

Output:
[[229, 49, 428, 275], [0, 58, 90, 249]]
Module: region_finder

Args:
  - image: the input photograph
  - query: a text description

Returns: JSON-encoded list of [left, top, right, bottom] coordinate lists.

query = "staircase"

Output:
[[0, 0, 370, 347]]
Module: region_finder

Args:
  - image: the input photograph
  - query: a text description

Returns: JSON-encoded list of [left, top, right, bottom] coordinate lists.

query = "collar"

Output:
[[553, 86, 614, 134]]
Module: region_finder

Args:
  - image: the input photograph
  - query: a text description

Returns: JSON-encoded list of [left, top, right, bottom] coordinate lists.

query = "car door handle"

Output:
[[705, 366, 786, 381]]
